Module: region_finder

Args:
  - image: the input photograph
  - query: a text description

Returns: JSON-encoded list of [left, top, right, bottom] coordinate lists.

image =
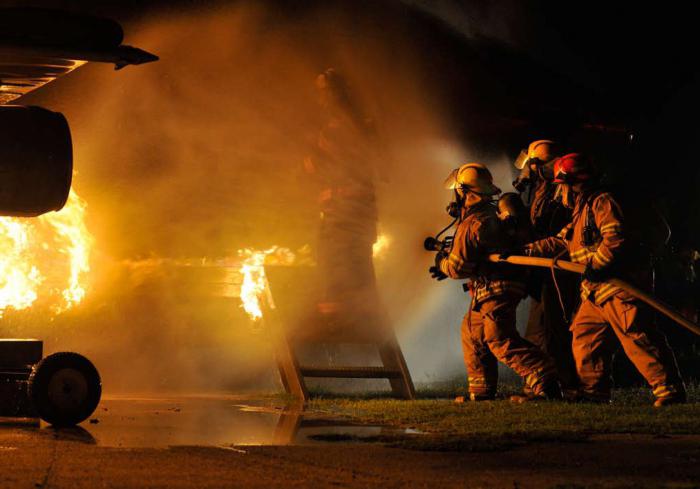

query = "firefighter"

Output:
[[513, 140, 579, 395], [524, 153, 686, 406], [432, 163, 561, 401], [514, 140, 571, 236]]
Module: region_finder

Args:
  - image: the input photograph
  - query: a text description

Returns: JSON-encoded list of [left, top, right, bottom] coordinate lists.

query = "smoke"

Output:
[[11, 1, 524, 391]]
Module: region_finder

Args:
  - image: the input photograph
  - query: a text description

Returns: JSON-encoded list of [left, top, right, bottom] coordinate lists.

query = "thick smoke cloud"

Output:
[[12, 1, 522, 391]]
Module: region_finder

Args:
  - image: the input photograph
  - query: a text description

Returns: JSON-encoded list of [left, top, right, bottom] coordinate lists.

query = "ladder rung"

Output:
[[300, 366, 403, 379]]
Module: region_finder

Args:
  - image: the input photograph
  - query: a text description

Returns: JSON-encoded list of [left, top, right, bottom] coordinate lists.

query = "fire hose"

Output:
[[486, 254, 700, 337]]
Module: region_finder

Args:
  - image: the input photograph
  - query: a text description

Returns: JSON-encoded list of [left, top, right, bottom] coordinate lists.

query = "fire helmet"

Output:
[[444, 163, 501, 196], [514, 139, 558, 169], [497, 192, 527, 220], [553, 153, 596, 184]]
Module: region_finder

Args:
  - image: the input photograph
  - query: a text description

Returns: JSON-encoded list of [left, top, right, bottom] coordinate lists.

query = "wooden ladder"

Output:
[[274, 329, 415, 401], [263, 266, 415, 402]]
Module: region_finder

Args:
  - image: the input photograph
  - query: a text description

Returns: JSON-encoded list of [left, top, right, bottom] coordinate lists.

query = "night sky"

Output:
[[4, 0, 699, 244]]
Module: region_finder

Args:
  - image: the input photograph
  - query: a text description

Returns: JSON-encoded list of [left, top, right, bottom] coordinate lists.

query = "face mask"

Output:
[[558, 184, 577, 209], [539, 160, 555, 181], [513, 164, 532, 192], [446, 189, 464, 218], [465, 190, 489, 207]]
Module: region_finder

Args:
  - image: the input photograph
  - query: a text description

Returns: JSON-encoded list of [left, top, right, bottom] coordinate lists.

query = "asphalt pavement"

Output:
[[1, 396, 699, 489]]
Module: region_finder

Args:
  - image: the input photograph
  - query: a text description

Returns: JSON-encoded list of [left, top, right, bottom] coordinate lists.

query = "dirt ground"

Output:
[[1, 396, 699, 488]]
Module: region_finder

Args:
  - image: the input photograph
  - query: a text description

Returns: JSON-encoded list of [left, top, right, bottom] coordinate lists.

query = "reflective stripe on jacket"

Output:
[[527, 191, 625, 305], [440, 201, 527, 304]]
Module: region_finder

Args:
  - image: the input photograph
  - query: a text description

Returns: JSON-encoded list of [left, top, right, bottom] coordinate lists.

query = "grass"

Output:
[[304, 382, 700, 451]]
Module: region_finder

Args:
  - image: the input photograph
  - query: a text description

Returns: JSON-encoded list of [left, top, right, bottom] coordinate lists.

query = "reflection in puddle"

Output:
[[15, 396, 419, 448]]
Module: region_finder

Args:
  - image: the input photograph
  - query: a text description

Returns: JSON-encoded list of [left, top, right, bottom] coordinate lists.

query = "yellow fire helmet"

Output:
[[444, 162, 501, 196], [514, 139, 558, 169]]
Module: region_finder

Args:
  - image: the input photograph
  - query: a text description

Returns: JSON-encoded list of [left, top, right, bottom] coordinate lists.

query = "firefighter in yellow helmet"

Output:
[[433, 163, 561, 401], [512, 140, 579, 396], [525, 153, 686, 406]]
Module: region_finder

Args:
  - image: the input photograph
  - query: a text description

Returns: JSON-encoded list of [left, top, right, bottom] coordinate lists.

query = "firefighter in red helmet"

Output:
[[525, 153, 686, 406]]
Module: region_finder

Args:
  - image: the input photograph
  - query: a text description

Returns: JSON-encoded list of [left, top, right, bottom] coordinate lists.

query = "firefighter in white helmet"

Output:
[[511, 140, 579, 397], [432, 162, 561, 401]]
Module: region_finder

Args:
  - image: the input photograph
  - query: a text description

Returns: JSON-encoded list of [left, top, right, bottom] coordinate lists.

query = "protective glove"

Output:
[[429, 266, 448, 281], [498, 247, 523, 260], [583, 262, 610, 283], [429, 252, 448, 281]]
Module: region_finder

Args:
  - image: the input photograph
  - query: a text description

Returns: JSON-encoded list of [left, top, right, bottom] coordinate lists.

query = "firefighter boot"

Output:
[[653, 386, 687, 407], [454, 393, 495, 403], [510, 380, 562, 403]]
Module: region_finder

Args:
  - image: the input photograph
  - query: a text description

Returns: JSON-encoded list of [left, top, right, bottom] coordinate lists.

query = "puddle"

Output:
[[3, 396, 419, 448]]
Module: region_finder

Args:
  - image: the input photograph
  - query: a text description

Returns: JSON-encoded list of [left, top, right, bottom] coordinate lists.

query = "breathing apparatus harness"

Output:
[[423, 186, 470, 255], [424, 186, 498, 294]]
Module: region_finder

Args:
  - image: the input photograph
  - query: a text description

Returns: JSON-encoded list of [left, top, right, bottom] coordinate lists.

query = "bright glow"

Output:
[[41, 190, 92, 311], [372, 233, 391, 258], [0, 190, 93, 317], [0, 219, 42, 312], [238, 246, 296, 321]]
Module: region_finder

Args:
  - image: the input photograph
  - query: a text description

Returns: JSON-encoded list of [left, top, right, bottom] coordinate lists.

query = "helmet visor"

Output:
[[443, 168, 460, 189], [514, 150, 529, 169]]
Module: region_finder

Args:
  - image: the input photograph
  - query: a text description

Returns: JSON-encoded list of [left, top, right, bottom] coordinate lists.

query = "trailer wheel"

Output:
[[27, 352, 101, 426]]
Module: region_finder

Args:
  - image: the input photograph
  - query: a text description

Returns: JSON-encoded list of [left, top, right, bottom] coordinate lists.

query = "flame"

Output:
[[238, 248, 271, 321], [237, 246, 300, 321], [0, 189, 93, 317], [372, 233, 390, 258], [40, 190, 92, 312], [0, 220, 42, 312], [237, 240, 383, 321]]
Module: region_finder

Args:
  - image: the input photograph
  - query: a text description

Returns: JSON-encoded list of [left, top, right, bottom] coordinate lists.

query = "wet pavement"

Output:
[[1, 395, 413, 448], [2, 396, 699, 488]]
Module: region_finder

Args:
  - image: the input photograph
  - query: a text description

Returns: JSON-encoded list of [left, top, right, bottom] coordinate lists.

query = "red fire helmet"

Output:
[[553, 153, 595, 184]]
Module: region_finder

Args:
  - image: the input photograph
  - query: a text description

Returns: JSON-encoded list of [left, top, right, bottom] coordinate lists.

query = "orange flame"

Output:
[[0, 189, 93, 317], [372, 233, 390, 258], [238, 246, 298, 321]]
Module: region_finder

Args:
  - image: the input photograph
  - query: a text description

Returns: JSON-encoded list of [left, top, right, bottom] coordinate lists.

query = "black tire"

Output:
[[27, 352, 101, 426]]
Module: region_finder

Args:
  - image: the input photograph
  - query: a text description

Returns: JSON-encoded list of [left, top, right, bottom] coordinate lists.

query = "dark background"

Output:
[[5, 0, 695, 242]]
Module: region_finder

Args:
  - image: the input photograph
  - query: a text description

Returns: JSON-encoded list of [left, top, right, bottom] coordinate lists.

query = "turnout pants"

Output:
[[571, 295, 685, 401], [525, 272, 579, 391], [462, 294, 557, 399]]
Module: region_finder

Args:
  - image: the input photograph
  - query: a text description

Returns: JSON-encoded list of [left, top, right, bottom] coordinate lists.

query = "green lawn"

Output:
[[305, 383, 700, 450]]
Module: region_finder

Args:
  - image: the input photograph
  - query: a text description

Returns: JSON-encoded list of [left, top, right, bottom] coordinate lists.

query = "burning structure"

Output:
[[0, 0, 697, 396], [0, 7, 157, 424], [0, 8, 156, 320]]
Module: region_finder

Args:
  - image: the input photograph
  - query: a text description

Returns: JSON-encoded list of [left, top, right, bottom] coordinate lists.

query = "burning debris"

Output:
[[238, 247, 294, 321], [237, 235, 391, 322]]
